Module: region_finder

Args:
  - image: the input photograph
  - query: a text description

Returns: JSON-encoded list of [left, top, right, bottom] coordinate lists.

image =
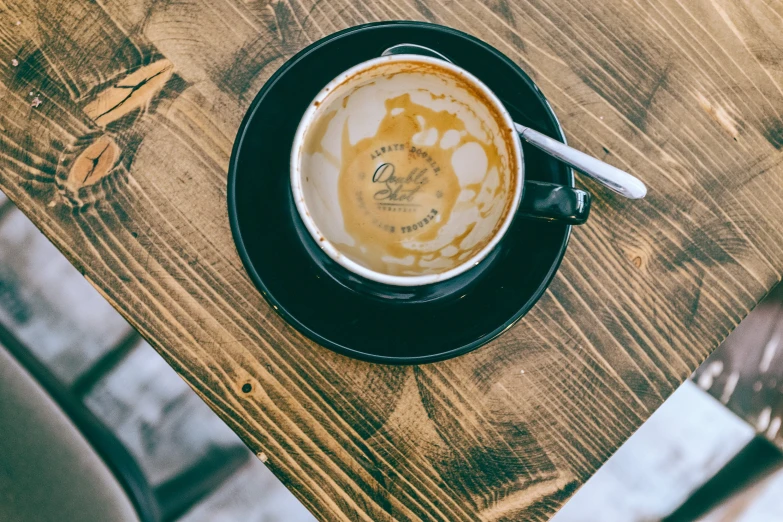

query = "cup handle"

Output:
[[517, 180, 591, 225]]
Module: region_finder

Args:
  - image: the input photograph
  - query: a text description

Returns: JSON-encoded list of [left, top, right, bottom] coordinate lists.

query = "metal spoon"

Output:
[[382, 44, 647, 199]]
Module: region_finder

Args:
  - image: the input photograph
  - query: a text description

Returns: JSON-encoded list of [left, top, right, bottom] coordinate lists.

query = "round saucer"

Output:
[[228, 21, 573, 364]]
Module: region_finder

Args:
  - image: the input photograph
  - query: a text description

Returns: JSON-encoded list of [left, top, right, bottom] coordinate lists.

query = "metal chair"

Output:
[[0, 323, 248, 522]]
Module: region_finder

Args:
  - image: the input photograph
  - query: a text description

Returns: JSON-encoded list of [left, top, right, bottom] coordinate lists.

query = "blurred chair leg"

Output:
[[71, 329, 141, 399], [0, 197, 13, 222], [154, 444, 251, 522], [662, 435, 783, 522]]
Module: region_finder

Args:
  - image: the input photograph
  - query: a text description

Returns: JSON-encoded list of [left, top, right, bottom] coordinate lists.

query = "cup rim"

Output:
[[290, 53, 524, 287]]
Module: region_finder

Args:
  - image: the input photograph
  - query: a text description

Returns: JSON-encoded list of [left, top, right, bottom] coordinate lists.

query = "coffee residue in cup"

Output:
[[300, 62, 516, 277], [333, 92, 504, 275]]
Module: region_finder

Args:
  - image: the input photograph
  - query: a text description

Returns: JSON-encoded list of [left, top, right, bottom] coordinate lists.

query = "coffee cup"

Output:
[[291, 54, 589, 287]]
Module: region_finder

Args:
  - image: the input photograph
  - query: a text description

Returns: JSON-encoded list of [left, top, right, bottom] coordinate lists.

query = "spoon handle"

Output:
[[515, 123, 647, 199]]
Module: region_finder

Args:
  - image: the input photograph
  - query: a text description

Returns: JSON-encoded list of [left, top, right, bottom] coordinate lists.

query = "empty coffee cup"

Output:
[[291, 54, 589, 287]]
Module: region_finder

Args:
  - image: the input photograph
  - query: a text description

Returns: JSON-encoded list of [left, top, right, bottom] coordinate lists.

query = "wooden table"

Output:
[[2, 1, 782, 520]]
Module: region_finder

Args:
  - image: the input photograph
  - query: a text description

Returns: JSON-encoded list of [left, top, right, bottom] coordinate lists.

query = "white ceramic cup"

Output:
[[291, 54, 529, 287]]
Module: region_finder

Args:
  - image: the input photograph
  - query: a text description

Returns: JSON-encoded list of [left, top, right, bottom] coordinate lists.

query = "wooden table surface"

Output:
[[2, 0, 782, 520]]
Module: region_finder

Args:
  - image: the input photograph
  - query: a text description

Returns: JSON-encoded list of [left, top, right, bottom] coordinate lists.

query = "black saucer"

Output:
[[228, 22, 573, 364]]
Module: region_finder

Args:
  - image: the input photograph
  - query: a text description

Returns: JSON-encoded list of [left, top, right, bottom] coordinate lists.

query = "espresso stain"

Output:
[[334, 93, 504, 276], [303, 109, 338, 166]]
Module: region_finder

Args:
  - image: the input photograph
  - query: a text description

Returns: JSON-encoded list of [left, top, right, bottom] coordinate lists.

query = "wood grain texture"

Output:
[[1, 0, 783, 520]]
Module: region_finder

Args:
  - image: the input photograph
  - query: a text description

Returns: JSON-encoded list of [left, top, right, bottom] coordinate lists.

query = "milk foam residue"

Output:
[[303, 73, 510, 277]]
